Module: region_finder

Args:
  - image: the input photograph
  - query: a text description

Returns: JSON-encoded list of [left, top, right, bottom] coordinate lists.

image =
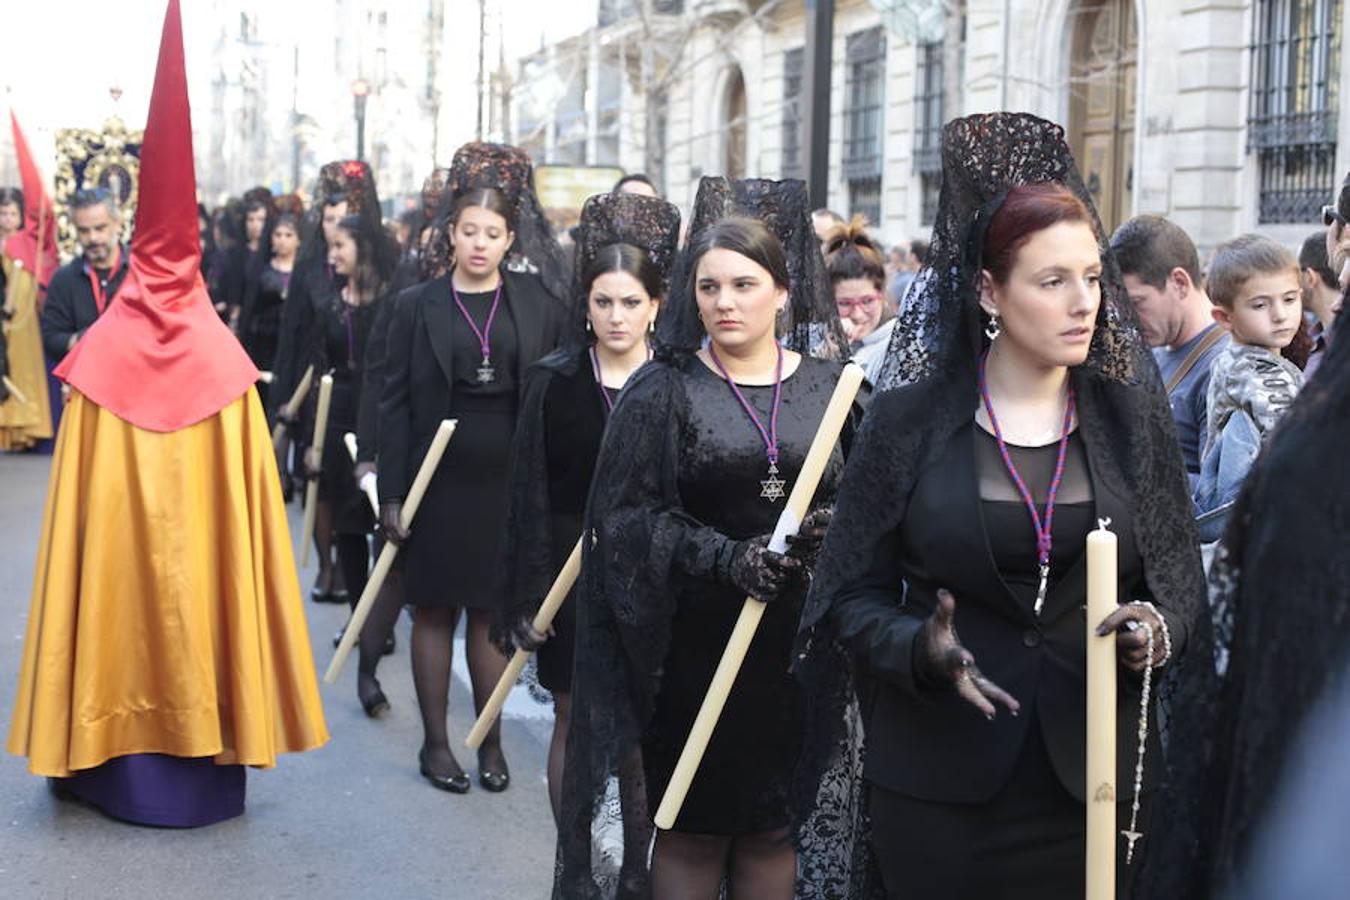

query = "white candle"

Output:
[[1085, 518, 1118, 899]]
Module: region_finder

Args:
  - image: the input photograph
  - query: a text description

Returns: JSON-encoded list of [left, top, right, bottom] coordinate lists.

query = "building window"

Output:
[[914, 40, 945, 225], [843, 27, 886, 224], [1249, 0, 1342, 224], [781, 47, 805, 180]]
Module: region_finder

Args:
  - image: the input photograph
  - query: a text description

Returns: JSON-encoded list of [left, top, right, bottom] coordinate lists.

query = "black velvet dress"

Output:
[[498, 350, 611, 692], [313, 297, 380, 536], [240, 264, 289, 407], [404, 288, 520, 610], [608, 354, 856, 835]]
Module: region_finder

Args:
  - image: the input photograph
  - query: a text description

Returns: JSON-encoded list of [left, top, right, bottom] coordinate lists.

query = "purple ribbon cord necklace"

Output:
[[978, 350, 1076, 616], [709, 344, 786, 502], [451, 279, 503, 384]]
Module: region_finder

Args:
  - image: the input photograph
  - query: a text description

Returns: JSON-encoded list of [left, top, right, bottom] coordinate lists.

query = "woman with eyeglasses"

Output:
[[823, 216, 896, 384]]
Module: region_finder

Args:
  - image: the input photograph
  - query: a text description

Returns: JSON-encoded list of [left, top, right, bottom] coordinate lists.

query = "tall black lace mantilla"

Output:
[[795, 113, 1210, 891], [422, 141, 570, 304], [656, 176, 849, 363], [555, 176, 861, 898]]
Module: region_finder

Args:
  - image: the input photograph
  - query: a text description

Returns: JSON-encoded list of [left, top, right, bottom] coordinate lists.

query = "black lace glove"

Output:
[[379, 500, 409, 545], [510, 615, 553, 653], [913, 589, 1021, 720], [723, 535, 801, 604], [784, 506, 832, 569]]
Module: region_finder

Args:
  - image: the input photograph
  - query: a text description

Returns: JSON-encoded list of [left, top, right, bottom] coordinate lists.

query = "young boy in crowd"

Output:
[[1195, 234, 1306, 539]]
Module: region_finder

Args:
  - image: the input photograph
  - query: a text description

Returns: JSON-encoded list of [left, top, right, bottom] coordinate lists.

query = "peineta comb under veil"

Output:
[[794, 112, 1209, 892], [422, 141, 569, 303], [656, 176, 849, 362]]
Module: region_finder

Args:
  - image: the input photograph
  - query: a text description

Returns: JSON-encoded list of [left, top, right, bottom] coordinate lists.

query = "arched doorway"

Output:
[[1068, 0, 1136, 231], [722, 66, 747, 179]]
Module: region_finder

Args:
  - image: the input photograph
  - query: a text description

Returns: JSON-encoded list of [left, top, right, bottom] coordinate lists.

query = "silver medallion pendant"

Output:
[[760, 462, 786, 503], [476, 358, 496, 384]]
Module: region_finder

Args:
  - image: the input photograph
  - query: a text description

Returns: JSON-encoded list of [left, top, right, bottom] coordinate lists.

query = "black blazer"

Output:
[[378, 270, 563, 503], [40, 252, 130, 363], [831, 422, 1184, 805]]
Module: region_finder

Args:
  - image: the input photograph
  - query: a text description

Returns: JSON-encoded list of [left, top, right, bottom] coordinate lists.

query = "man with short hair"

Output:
[[1297, 229, 1342, 378], [613, 173, 659, 198], [40, 188, 129, 362], [1110, 214, 1229, 482], [811, 208, 844, 244]]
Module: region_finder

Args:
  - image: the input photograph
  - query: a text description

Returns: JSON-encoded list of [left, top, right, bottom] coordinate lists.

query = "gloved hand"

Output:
[[510, 615, 554, 653], [353, 461, 377, 482], [726, 535, 801, 604], [379, 500, 410, 544], [784, 506, 832, 568], [913, 589, 1020, 720]]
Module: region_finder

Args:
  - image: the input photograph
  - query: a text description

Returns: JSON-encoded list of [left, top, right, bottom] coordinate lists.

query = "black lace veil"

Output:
[[423, 141, 569, 302], [494, 190, 681, 655], [795, 112, 1209, 889], [564, 191, 682, 345], [657, 176, 849, 362], [1144, 330, 1350, 895]]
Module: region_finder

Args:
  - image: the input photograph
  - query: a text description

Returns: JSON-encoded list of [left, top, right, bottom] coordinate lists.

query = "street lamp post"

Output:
[[351, 78, 371, 162]]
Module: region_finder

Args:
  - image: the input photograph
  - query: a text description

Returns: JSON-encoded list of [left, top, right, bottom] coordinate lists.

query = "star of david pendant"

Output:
[[760, 462, 786, 502], [476, 358, 496, 384], [1122, 829, 1144, 865]]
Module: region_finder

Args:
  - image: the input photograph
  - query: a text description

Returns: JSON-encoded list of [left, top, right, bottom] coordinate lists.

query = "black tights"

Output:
[[410, 606, 510, 778], [335, 533, 401, 702], [650, 827, 795, 900]]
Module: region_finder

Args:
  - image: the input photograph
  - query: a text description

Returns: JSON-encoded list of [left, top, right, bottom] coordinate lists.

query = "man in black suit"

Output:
[[40, 188, 129, 363]]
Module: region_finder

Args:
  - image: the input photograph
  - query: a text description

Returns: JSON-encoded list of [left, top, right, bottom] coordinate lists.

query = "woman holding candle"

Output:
[[556, 176, 861, 899], [274, 161, 380, 604], [495, 190, 680, 823], [795, 113, 1206, 899], [300, 209, 399, 715], [379, 142, 566, 794]]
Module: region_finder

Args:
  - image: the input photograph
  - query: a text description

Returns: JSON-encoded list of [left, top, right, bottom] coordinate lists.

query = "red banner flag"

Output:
[[5, 111, 60, 287]]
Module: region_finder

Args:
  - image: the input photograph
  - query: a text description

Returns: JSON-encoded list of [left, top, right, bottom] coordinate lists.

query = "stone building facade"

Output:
[[511, 0, 1347, 253]]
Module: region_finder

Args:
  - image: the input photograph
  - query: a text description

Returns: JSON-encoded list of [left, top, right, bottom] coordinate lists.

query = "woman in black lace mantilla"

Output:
[[796, 113, 1209, 899], [556, 177, 863, 899]]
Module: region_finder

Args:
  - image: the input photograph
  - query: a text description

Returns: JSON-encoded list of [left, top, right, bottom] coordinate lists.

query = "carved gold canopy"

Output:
[[52, 117, 143, 260]]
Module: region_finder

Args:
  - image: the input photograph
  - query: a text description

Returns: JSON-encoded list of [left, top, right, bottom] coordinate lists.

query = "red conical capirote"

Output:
[[5, 111, 60, 282], [54, 0, 258, 432]]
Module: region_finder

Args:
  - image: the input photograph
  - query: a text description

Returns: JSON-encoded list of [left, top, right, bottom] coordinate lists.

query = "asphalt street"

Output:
[[0, 451, 558, 899]]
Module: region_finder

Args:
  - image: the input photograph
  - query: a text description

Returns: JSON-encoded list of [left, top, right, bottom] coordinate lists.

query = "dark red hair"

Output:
[[982, 183, 1095, 283]]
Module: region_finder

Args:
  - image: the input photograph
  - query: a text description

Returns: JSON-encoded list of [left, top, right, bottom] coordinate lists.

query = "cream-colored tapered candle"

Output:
[[326, 419, 457, 683], [299, 374, 334, 568], [653, 363, 865, 831], [466, 537, 584, 749], [344, 432, 379, 516], [271, 364, 315, 452], [1085, 517, 1118, 900]]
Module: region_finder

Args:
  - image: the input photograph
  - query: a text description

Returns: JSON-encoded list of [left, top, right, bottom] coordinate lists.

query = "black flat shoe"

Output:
[[382, 634, 396, 656], [333, 625, 345, 648], [359, 682, 390, 718], [418, 750, 469, 794], [477, 750, 510, 793]]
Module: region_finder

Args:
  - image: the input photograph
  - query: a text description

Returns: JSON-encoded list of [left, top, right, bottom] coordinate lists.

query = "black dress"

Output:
[[240, 264, 290, 404], [621, 355, 855, 834], [498, 348, 613, 693], [313, 296, 380, 536], [413, 287, 517, 609]]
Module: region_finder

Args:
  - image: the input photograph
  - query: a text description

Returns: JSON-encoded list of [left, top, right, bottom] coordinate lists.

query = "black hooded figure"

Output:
[[377, 141, 566, 796], [493, 189, 680, 827], [794, 113, 1208, 899], [554, 177, 862, 899]]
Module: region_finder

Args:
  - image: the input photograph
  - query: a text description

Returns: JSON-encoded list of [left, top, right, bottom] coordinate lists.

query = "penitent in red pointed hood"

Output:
[[54, 0, 257, 432], [5, 111, 60, 283]]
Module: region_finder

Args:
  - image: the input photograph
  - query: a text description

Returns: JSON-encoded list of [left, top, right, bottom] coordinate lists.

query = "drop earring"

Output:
[[984, 310, 1001, 341]]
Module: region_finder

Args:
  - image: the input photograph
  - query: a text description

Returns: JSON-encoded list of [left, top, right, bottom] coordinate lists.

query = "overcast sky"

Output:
[[0, 0, 594, 181]]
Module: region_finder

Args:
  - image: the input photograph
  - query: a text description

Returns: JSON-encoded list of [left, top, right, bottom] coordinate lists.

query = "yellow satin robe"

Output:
[[7, 389, 329, 777]]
